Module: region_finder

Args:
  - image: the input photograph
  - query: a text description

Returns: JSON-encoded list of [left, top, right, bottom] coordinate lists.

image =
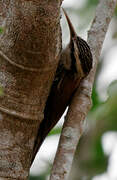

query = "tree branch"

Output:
[[50, 0, 117, 179]]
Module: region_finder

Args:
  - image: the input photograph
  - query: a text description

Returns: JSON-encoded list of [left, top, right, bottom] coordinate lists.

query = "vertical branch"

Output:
[[50, 0, 117, 180]]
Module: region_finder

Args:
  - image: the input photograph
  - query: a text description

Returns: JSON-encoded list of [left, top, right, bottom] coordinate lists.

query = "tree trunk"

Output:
[[0, 1, 62, 179]]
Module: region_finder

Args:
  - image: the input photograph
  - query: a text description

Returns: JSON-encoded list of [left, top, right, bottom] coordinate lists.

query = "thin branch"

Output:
[[50, 0, 117, 179]]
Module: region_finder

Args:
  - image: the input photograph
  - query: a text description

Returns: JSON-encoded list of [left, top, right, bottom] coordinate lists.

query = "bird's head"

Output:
[[62, 8, 93, 78]]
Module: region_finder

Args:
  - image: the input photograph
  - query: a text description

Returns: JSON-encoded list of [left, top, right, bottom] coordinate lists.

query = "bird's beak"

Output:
[[62, 8, 77, 41]]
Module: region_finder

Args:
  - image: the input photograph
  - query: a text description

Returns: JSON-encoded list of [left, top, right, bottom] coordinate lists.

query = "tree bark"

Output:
[[0, 1, 62, 179], [50, 0, 117, 180]]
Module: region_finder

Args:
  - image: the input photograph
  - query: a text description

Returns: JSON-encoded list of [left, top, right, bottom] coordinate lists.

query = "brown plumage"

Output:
[[31, 8, 93, 165]]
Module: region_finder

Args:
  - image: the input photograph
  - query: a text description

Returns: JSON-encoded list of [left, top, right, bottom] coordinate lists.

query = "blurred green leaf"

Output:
[[0, 28, 3, 34], [91, 85, 102, 112], [79, 0, 99, 16], [29, 175, 45, 180], [91, 137, 108, 173], [94, 80, 117, 131], [0, 86, 4, 96], [91, 58, 104, 111], [86, 0, 99, 7], [48, 126, 61, 136], [112, 32, 117, 39], [114, 4, 117, 16], [78, 133, 108, 176]]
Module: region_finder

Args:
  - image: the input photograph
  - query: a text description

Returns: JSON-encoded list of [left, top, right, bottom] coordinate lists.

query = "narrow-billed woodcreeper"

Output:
[[31, 8, 93, 164]]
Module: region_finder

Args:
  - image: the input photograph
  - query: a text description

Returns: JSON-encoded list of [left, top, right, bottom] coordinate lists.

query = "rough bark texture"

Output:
[[50, 0, 117, 180], [0, 1, 62, 179]]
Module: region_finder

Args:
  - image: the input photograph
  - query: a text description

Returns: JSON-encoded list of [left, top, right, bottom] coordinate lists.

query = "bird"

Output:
[[31, 8, 93, 165]]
